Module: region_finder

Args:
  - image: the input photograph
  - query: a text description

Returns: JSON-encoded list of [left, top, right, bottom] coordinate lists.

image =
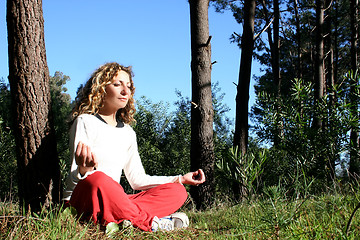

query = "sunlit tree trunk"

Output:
[[189, 0, 215, 210], [7, 0, 61, 212], [313, 0, 325, 130], [324, 0, 336, 180]]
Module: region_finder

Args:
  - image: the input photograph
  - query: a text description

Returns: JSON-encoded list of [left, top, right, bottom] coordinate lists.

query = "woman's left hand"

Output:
[[180, 169, 206, 186]]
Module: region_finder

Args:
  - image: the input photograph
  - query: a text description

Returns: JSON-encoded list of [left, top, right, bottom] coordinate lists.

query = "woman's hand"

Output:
[[75, 141, 98, 176], [180, 169, 206, 186]]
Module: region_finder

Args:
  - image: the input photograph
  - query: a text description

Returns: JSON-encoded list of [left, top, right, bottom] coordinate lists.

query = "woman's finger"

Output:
[[75, 142, 82, 157], [75, 142, 85, 166], [198, 169, 206, 182], [91, 152, 98, 168], [85, 145, 90, 165], [81, 144, 89, 167]]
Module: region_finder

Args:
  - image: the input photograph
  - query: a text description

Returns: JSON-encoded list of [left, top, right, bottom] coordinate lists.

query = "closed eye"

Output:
[[112, 81, 131, 89]]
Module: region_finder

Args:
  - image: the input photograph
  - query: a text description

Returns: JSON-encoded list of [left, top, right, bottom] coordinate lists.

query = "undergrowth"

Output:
[[1, 190, 360, 239]]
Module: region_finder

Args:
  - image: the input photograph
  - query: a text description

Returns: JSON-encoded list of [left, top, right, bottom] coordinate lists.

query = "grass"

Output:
[[1, 192, 360, 239]]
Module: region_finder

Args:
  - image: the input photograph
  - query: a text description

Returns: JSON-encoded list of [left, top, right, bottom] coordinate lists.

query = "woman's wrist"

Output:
[[178, 175, 184, 184], [79, 165, 95, 177]]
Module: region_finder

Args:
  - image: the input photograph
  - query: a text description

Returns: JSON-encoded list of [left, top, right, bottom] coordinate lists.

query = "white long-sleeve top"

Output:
[[63, 114, 180, 201]]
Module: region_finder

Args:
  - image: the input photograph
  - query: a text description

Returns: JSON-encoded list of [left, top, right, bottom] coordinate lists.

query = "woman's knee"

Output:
[[76, 171, 113, 191], [167, 183, 188, 202]]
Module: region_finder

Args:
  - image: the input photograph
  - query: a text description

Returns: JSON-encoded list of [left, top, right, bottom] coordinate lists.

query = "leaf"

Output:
[[106, 222, 119, 236], [65, 206, 77, 216]]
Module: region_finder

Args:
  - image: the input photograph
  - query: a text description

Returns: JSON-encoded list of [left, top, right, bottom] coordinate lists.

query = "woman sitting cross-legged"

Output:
[[62, 62, 206, 232]]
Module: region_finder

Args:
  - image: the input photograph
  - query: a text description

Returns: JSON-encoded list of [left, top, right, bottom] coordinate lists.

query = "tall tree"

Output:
[[233, 0, 256, 155], [259, 0, 282, 145], [313, 0, 325, 130], [349, 0, 360, 177], [189, 0, 215, 210], [231, 0, 256, 199], [7, 0, 61, 211], [293, 0, 303, 79], [323, 0, 337, 180]]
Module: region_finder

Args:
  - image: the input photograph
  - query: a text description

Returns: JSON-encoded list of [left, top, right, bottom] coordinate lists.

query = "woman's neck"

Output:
[[97, 110, 117, 127]]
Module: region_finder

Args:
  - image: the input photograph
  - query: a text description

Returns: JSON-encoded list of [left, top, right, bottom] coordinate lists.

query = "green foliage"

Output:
[[251, 77, 356, 194], [49, 72, 72, 186], [211, 82, 233, 173], [134, 83, 232, 181], [0, 79, 17, 200], [213, 0, 358, 198], [129, 94, 192, 193], [0, 117, 17, 200], [257, 184, 307, 238], [216, 145, 267, 199], [133, 96, 174, 176], [161, 90, 192, 175]]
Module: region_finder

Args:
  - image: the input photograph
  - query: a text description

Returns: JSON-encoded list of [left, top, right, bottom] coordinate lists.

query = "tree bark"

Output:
[[260, 0, 282, 145], [293, 0, 302, 80], [349, 0, 360, 177], [7, 0, 61, 212], [323, 0, 337, 181], [313, 0, 325, 130], [189, 0, 215, 210], [233, 0, 256, 155], [273, 0, 280, 95], [232, 0, 256, 200]]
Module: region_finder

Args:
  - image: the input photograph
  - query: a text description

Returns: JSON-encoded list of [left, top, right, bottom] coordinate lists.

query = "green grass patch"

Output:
[[1, 193, 359, 239]]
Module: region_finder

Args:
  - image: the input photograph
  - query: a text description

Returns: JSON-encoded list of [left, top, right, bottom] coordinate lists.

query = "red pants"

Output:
[[69, 171, 188, 231]]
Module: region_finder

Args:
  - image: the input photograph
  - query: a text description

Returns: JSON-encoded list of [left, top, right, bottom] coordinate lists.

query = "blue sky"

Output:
[[0, 0, 259, 123]]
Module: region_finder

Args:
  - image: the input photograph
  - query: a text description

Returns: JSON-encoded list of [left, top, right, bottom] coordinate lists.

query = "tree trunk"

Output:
[[313, 0, 325, 130], [261, 0, 282, 145], [273, 0, 282, 145], [189, 0, 215, 210], [293, 0, 302, 79], [273, 0, 280, 95], [7, 0, 61, 212], [349, 0, 360, 177], [234, 0, 256, 154], [233, 0, 256, 199], [334, 0, 339, 83], [324, 0, 336, 181]]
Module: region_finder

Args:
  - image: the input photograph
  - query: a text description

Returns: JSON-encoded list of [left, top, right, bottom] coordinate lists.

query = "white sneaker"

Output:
[[170, 212, 189, 228], [152, 216, 174, 232], [151, 212, 189, 232]]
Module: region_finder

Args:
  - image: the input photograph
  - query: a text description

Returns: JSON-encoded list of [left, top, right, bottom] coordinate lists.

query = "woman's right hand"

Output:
[[75, 141, 98, 176]]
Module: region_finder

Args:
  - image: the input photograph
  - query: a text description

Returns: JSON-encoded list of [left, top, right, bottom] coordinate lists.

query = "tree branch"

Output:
[[255, 17, 274, 41]]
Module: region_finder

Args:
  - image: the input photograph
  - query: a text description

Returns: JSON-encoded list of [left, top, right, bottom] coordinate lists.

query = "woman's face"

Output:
[[102, 70, 132, 111]]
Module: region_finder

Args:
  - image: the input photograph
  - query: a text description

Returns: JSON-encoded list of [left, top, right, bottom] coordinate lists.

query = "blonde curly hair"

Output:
[[71, 62, 136, 124]]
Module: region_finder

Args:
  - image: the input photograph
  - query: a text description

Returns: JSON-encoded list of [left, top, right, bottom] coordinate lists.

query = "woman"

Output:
[[63, 62, 205, 232]]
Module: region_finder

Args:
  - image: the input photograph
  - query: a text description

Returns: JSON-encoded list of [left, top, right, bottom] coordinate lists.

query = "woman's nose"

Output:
[[121, 85, 131, 96]]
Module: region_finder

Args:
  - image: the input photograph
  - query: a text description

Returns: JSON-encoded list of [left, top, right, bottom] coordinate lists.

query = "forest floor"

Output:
[[1, 192, 360, 239]]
